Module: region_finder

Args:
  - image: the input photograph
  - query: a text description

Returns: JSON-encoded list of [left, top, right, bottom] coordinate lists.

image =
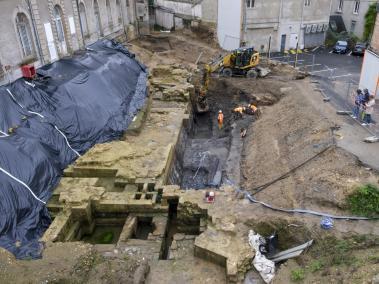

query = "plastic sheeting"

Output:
[[248, 230, 275, 284], [0, 39, 148, 259]]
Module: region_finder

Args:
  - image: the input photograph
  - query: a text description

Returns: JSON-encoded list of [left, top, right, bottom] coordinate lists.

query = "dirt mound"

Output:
[[0, 243, 148, 283], [242, 78, 379, 214], [131, 32, 221, 69]]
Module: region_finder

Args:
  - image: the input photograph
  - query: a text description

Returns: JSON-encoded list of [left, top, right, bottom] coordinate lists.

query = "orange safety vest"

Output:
[[250, 104, 257, 112], [234, 106, 245, 114], [217, 113, 224, 123]]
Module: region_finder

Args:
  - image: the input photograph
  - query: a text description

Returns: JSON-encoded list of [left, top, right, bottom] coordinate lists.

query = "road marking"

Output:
[[310, 69, 331, 74], [348, 51, 352, 56], [329, 50, 333, 54], [270, 56, 288, 59], [312, 46, 320, 52], [287, 60, 305, 63], [304, 64, 322, 67], [329, 73, 352, 79]]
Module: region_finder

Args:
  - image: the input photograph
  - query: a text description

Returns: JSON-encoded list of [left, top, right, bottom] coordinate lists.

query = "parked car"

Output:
[[333, 40, 348, 54], [352, 42, 367, 56]]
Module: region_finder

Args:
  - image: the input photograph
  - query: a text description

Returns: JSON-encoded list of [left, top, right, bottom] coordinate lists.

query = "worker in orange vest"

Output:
[[217, 110, 224, 129], [232, 106, 246, 119], [246, 103, 261, 118]]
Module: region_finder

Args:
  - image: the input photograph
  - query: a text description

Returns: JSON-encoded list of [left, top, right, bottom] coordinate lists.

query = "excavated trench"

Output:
[[168, 78, 256, 189]]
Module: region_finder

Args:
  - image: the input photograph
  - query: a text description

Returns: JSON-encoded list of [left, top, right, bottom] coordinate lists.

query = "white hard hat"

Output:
[[219, 110, 222, 113], [209, 191, 215, 197]]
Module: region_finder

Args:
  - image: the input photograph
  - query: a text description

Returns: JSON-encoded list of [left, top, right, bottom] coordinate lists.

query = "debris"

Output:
[[205, 191, 215, 203], [364, 136, 379, 143], [320, 217, 334, 230], [248, 230, 275, 284], [257, 67, 271, 78], [336, 110, 352, 115], [241, 128, 247, 138], [267, 240, 313, 263]]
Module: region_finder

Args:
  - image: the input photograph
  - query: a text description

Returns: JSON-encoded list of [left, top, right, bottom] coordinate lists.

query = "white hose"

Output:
[[54, 126, 81, 157], [6, 89, 80, 157], [0, 130, 9, 137], [0, 166, 46, 204], [6, 89, 24, 109]]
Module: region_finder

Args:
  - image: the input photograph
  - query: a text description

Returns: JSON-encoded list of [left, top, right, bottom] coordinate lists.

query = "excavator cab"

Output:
[[222, 47, 261, 78], [194, 47, 266, 113]]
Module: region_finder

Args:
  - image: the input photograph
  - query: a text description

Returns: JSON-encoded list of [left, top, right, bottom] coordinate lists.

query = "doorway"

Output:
[[289, 33, 298, 49], [280, 34, 286, 52]]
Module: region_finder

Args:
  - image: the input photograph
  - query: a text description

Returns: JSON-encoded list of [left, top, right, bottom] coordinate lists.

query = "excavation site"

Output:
[[0, 30, 378, 284]]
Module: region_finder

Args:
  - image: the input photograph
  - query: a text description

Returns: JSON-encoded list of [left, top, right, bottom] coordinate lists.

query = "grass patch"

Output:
[[309, 260, 323, 272], [308, 236, 376, 267], [347, 184, 379, 217], [368, 255, 379, 264], [291, 268, 305, 282]]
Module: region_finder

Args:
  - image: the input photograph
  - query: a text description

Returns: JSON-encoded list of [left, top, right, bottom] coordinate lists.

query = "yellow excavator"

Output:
[[195, 47, 267, 113]]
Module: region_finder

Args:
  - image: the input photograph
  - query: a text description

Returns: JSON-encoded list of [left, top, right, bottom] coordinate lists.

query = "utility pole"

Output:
[[268, 35, 272, 59], [295, 0, 305, 68]]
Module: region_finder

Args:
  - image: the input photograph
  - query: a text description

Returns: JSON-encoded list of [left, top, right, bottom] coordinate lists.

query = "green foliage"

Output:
[[368, 255, 379, 263], [291, 268, 305, 282], [99, 232, 114, 244], [309, 260, 323, 272], [347, 184, 379, 217], [325, 30, 359, 47], [363, 3, 378, 41]]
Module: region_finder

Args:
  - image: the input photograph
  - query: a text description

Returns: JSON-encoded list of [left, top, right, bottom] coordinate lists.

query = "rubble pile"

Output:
[[150, 65, 195, 102]]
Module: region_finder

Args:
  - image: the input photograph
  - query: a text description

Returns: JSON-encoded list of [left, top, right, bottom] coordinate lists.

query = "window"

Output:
[[116, 0, 122, 24], [79, 2, 89, 36], [351, 20, 356, 32], [16, 13, 34, 57], [246, 0, 255, 8], [338, 0, 343, 12], [106, 0, 113, 26], [304, 0, 311, 6], [353, 0, 360, 14], [94, 0, 102, 36], [53, 5, 65, 43]]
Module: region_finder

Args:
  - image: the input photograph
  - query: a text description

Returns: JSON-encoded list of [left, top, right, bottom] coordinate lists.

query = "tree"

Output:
[[363, 3, 378, 41]]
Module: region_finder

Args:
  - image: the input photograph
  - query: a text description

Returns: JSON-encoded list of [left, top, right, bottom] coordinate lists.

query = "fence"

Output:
[[337, 80, 378, 137], [269, 53, 378, 138]]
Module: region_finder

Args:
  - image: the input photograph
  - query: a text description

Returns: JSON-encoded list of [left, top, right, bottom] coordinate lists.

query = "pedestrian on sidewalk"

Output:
[[363, 88, 370, 104], [362, 95, 376, 126], [352, 89, 363, 119], [217, 110, 224, 130]]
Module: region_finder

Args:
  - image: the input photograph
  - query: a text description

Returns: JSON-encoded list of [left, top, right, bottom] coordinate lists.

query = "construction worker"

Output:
[[232, 106, 245, 119], [217, 110, 224, 130], [246, 103, 261, 118]]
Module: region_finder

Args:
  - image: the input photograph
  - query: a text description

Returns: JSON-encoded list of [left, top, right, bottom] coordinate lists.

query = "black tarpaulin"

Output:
[[0, 39, 148, 259]]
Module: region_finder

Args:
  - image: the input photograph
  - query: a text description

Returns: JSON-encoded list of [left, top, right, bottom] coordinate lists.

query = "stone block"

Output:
[[41, 210, 72, 242], [118, 216, 137, 244]]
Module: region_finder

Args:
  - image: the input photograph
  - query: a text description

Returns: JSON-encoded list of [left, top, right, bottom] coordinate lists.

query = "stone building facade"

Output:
[[0, 0, 145, 85], [152, 0, 217, 30], [218, 0, 332, 52], [331, 0, 377, 39]]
